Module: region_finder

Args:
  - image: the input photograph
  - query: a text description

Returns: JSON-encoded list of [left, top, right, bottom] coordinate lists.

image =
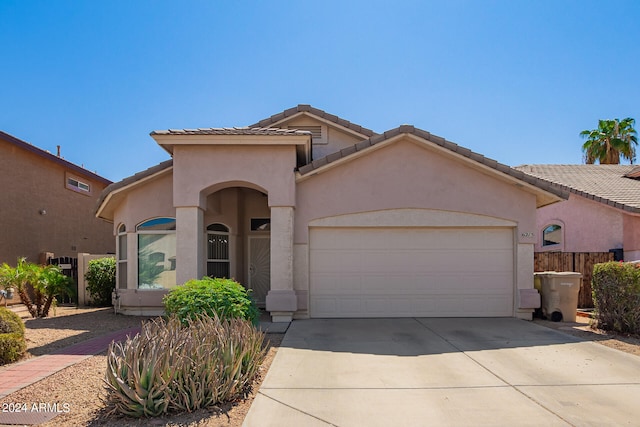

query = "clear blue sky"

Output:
[[2, 0, 639, 182]]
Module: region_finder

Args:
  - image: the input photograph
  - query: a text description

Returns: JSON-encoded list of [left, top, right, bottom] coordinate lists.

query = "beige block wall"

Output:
[[0, 140, 114, 265]]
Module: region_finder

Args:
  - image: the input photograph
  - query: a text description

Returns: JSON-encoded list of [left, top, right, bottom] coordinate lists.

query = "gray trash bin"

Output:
[[534, 272, 582, 322]]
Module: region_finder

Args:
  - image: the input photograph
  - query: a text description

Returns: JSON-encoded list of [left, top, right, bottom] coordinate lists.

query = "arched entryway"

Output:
[[203, 186, 271, 305]]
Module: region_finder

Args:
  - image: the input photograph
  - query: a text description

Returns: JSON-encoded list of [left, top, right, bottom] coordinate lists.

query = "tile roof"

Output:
[[250, 104, 377, 137], [150, 127, 312, 137], [297, 124, 568, 201], [514, 164, 640, 213], [96, 159, 174, 220], [0, 130, 112, 185]]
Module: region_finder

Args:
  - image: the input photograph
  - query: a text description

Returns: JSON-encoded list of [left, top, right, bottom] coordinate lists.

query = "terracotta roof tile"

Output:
[[150, 127, 311, 137], [514, 164, 640, 213], [297, 124, 567, 201]]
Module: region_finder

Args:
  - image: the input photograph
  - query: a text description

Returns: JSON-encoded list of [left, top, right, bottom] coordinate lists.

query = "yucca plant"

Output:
[[105, 314, 266, 418]]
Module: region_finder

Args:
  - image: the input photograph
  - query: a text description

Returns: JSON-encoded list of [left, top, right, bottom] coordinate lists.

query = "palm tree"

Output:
[[580, 118, 638, 164]]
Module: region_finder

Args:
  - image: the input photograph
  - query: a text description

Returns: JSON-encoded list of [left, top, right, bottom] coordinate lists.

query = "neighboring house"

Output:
[[0, 131, 115, 265], [96, 105, 567, 321], [514, 164, 640, 261]]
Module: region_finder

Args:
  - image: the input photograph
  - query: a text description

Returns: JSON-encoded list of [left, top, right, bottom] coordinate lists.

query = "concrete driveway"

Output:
[[244, 318, 640, 426]]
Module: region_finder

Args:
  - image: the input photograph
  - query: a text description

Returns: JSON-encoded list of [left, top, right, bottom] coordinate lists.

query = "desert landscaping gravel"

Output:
[[0, 307, 637, 426], [0, 307, 281, 426]]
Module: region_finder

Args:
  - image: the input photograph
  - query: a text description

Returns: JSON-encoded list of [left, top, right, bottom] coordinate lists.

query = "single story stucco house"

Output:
[[96, 105, 567, 321]]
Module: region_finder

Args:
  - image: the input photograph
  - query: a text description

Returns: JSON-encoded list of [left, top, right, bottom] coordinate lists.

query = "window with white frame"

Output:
[[136, 217, 176, 289], [542, 224, 562, 247], [207, 223, 230, 278], [65, 172, 91, 194], [117, 224, 127, 289]]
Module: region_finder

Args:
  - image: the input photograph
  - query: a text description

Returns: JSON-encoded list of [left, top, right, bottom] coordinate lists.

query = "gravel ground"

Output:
[[0, 307, 638, 426], [0, 307, 282, 426]]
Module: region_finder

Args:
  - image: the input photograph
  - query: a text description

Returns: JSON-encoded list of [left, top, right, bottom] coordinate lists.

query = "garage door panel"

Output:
[[310, 227, 514, 318]]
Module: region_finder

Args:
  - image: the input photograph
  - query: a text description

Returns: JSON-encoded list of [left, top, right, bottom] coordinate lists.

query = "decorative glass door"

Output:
[[248, 236, 270, 305]]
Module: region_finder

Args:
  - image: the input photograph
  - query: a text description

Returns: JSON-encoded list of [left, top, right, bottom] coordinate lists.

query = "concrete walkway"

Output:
[[244, 318, 640, 427]]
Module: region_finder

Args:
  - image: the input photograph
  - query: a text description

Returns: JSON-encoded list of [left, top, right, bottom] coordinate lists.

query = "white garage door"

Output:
[[309, 227, 514, 317]]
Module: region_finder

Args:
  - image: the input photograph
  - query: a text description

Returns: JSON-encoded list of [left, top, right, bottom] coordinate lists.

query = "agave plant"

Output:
[[104, 314, 266, 417]]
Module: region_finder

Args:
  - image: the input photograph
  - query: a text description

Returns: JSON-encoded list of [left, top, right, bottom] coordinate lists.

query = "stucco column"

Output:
[[516, 242, 535, 320], [176, 206, 204, 285], [266, 205, 297, 322]]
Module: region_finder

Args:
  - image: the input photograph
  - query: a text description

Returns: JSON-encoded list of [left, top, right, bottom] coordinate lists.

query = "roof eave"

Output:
[[297, 126, 568, 207], [96, 160, 174, 221]]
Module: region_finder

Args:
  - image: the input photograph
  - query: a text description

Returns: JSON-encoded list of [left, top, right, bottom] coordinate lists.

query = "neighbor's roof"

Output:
[[0, 130, 111, 185], [150, 127, 312, 137], [250, 104, 377, 138], [514, 164, 640, 213]]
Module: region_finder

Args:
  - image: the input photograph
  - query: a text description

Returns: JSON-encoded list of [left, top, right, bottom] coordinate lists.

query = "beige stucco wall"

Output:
[[534, 194, 623, 253], [0, 139, 114, 264], [172, 145, 297, 208], [293, 137, 540, 319], [295, 137, 538, 244]]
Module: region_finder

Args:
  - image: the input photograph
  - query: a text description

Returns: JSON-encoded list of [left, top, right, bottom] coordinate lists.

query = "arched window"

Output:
[[207, 223, 230, 278], [117, 224, 127, 289], [542, 224, 562, 247], [137, 218, 176, 289]]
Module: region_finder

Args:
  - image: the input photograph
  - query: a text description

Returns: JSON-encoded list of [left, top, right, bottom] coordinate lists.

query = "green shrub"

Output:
[[0, 332, 26, 365], [0, 307, 25, 336], [163, 277, 259, 325], [105, 314, 266, 417], [592, 261, 640, 335], [0, 258, 74, 318], [85, 257, 116, 307]]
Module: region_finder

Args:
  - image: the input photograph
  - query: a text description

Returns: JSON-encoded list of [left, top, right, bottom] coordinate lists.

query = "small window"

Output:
[[66, 176, 91, 193], [542, 224, 562, 246], [117, 224, 127, 289], [251, 218, 270, 231], [207, 223, 229, 232], [207, 223, 230, 278], [136, 217, 176, 231]]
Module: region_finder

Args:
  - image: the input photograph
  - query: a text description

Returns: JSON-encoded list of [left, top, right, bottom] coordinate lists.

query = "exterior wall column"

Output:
[[266, 205, 297, 322], [176, 206, 204, 285], [515, 242, 536, 320]]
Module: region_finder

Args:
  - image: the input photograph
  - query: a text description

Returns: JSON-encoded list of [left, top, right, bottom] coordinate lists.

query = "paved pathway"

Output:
[[0, 326, 141, 398]]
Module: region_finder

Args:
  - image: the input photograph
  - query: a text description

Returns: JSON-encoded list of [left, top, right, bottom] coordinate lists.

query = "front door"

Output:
[[248, 236, 270, 305]]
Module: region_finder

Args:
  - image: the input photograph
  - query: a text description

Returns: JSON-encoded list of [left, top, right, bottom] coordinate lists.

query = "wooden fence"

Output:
[[534, 252, 614, 308]]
